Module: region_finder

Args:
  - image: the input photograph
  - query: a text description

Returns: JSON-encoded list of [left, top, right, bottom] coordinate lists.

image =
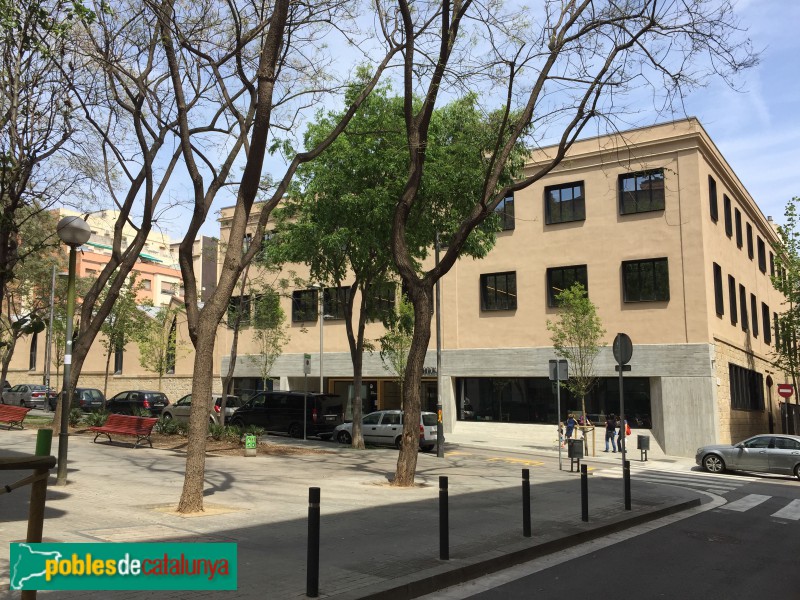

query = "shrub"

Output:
[[175, 421, 189, 437], [84, 411, 109, 427], [242, 425, 265, 439], [208, 423, 226, 441], [224, 425, 242, 443], [155, 417, 178, 435], [68, 408, 83, 428], [132, 407, 152, 418]]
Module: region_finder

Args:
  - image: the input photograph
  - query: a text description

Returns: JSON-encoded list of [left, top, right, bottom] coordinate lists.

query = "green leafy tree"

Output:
[[250, 288, 289, 393], [379, 295, 414, 410], [546, 283, 607, 424], [771, 196, 800, 407], [134, 305, 185, 392], [273, 84, 512, 448], [98, 274, 146, 396]]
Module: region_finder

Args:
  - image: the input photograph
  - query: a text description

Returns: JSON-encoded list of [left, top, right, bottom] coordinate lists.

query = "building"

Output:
[[221, 118, 787, 457]]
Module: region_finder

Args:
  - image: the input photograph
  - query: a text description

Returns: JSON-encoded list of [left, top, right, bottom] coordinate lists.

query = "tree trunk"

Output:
[[103, 349, 112, 398], [394, 283, 433, 486], [345, 282, 369, 450]]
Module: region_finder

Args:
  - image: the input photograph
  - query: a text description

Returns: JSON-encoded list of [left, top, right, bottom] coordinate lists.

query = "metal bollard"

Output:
[[522, 469, 531, 537], [306, 487, 321, 597], [624, 460, 631, 511], [580, 464, 588, 522], [439, 475, 449, 560]]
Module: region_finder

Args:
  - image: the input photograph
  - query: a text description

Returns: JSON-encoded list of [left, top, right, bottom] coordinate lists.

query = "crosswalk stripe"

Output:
[[771, 499, 800, 520], [632, 474, 739, 489], [719, 494, 771, 512]]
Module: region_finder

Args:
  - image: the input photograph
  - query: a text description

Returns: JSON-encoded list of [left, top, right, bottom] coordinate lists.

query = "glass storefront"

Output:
[[456, 376, 652, 428]]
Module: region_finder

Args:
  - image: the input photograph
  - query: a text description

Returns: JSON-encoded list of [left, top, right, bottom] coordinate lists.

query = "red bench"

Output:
[[0, 404, 32, 430], [90, 414, 159, 448]]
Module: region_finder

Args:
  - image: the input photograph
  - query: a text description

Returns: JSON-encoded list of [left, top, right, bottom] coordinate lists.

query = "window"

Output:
[[114, 342, 124, 374], [739, 285, 748, 332], [775, 437, 800, 450], [29, 332, 37, 370], [728, 276, 737, 325], [545, 182, 585, 224], [622, 258, 669, 302], [619, 169, 665, 214], [480, 272, 517, 311], [762, 303, 771, 344], [734, 209, 742, 248], [366, 282, 397, 323], [363, 412, 381, 425], [723, 195, 732, 237], [546, 265, 588, 307], [709, 176, 718, 222], [142, 279, 152, 291], [381, 412, 401, 425], [227, 295, 251, 327], [757, 237, 766, 273], [495, 192, 515, 230], [750, 294, 758, 338], [770, 252, 775, 277], [323, 286, 351, 320], [292, 289, 318, 323], [746, 223, 753, 259], [713, 263, 724, 317], [729, 363, 764, 411], [165, 320, 176, 374], [774, 313, 780, 350], [253, 290, 282, 329]]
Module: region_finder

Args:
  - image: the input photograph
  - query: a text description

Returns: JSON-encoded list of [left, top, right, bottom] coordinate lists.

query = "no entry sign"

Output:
[[777, 384, 794, 399]]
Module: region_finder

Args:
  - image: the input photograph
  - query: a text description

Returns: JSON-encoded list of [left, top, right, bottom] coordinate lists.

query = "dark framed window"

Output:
[[619, 169, 665, 214], [546, 265, 588, 307], [750, 294, 758, 338], [292, 289, 318, 323], [729, 363, 764, 411], [480, 272, 517, 311], [495, 193, 515, 231], [29, 332, 37, 370], [366, 282, 397, 322], [545, 182, 585, 224], [770, 251, 775, 276], [709, 176, 718, 222], [739, 284, 748, 332], [757, 237, 766, 273], [728, 276, 737, 325], [227, 295, 251, 328], [774, 313, 780, 350], [324, 286, 351, 320], [622, 258, 669, 302], [723, 195, 732, 238], [746, 223, 753, 259], [734, 209, 742, 248], [762, 303, 771, 344], [114, 343, 124, 375], [713, 263, 724, 317]]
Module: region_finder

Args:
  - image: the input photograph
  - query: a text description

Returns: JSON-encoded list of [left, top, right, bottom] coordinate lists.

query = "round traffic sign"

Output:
[[613, 333, 633, 365], [777, 384, 794, 399]]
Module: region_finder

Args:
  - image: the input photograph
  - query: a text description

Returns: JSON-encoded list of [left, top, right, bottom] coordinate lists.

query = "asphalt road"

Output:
[[425, 477, 800, 600]]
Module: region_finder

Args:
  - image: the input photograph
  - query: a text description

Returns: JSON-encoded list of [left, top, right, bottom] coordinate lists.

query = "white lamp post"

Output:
[[55, 216, 91, 486]]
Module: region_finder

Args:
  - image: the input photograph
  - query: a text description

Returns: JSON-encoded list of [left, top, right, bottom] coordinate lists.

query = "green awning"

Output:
[[85, 241, 113, 250], [139, 253, 163, 263]]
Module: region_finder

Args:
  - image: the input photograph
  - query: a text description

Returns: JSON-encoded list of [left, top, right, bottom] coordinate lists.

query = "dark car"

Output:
[[48, 388, 106, 412], [105, 390, 169, 416], [229, 391, 343, 439]]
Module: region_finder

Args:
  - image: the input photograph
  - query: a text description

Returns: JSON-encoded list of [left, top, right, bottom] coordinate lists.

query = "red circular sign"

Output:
[[777, 384, 794, 399]]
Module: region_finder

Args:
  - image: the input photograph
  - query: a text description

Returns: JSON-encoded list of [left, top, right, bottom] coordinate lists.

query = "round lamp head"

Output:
[[56, 216, 92, 247]]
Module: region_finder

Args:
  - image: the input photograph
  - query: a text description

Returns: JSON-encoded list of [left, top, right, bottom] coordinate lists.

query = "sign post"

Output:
[[549, 359, 568, 470], [303, 354, 311, 440], [777, 384, 794, 434]]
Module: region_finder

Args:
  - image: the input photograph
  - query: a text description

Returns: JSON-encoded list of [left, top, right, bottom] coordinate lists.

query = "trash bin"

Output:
[[568, 438, 584, 459], [637, 435, 650, 450]]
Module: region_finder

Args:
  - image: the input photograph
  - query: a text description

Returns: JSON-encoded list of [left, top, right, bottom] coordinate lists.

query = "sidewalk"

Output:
[[1, 427, 703, 599]]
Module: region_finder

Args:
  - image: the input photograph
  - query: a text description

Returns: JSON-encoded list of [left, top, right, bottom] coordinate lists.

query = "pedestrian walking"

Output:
[[617, 416, 630, 451], [604, 413, 617, 452], [564, 414, 577, 446]]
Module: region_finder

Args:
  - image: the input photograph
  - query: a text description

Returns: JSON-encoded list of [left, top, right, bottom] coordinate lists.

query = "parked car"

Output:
[[162, 394, 242, 425], [48, 388, 106, 412], [333, 410, 439, 451], [696, 434, 800, 479], [1, 384, 58, 409], [229, 391, 343, 439], [104, 390, 169, 416]]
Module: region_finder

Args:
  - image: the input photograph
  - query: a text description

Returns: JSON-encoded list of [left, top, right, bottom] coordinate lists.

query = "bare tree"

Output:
[[385, 0, 758, 485]]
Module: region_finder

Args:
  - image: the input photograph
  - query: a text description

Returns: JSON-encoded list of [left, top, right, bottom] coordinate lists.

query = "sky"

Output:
[[154, 0, 800, 241]]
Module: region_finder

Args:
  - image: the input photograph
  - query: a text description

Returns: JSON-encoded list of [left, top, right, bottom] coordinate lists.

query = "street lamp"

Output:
[[55, 216, 91, 486]]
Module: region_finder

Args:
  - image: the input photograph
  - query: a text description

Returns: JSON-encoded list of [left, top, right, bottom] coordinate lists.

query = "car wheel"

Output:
[[163, 413, 173, 421], [337, 431, 352, 445], [395, 436, 403, 450], [794, 464, 800, 481], [288, 423, 302, 438], [703, 454, 725, 474], [230, 418, 245, 429]]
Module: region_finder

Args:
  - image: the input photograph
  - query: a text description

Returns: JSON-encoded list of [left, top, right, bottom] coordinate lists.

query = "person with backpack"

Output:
[[604, 413, 617, 452], [618, 416, 631, 451]]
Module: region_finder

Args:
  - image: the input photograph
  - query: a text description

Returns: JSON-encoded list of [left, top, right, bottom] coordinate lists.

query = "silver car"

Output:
[[696, 434, 800, 479], [162, 393, 242, 425], [1, 384, 58, 409], [333, 410, 439, 451]]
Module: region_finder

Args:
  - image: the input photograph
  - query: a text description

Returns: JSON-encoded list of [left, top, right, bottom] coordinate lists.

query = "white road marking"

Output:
[[771, 499, 800, 520], [719, 494, 770, 512]]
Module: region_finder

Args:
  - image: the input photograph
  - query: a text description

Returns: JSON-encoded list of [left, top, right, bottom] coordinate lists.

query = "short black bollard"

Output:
[[580, 464, 588, 522], [522, 469, 531, 537], [439, 475, 449, 560], [307, 487, 321, 598], [624, 460, 631, 511]]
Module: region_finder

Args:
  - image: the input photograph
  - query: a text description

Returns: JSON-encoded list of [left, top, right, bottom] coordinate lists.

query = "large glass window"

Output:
[[622, 258, 669, 302], [619, 169, 665, 214], [709, 176, 718, 222], [324, 286, 351, 320], [729, 363, 764, 411], [545, 182, 585, 224], [713, 263, 724, 317], [292, 289, 318, 323], [546, 265, 588, 307], [480, 272, 517, 311], [495, 192, 515, 230]]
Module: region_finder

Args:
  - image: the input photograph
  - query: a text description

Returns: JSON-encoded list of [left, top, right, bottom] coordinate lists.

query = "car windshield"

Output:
[[146, 393, 168, 403], [422, 414, 438, 426], [84, 390, 103, 401]]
